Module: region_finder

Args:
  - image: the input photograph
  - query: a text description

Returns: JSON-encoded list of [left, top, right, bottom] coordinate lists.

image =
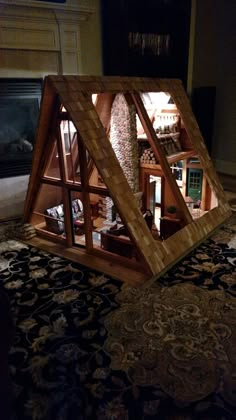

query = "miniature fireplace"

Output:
[[0, 79, 42, 178]]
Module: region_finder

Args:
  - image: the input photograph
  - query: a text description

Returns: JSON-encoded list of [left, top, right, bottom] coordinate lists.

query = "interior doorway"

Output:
[[187, 168, 203, 203], [149, 175, 162, 232]]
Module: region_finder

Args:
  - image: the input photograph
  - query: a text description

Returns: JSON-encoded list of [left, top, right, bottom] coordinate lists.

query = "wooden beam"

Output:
[[77, 134, 93, 251], [95, 93, 115, 132], [56, 124, 73, 247]]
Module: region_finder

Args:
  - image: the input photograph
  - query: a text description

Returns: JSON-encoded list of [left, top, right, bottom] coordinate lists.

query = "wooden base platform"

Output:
[[25, 236, 149, 286]]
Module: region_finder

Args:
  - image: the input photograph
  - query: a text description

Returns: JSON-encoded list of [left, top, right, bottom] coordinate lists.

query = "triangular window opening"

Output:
[[135, 92, 218, 237], [30, 183, 67, 242], [43, 136, 61, 180], [59, 111, 81, 183], [25, 76, 230, 283]]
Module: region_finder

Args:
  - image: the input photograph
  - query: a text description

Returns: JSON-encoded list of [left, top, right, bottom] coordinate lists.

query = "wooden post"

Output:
[[56, 120, 73, 247], [77, 134, 93, 252]]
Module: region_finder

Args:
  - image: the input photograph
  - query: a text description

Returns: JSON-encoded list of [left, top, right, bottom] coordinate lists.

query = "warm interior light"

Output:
[[141, 92, 171, 110], [92, 94, 97, 104], [62, 120, 76, 134]]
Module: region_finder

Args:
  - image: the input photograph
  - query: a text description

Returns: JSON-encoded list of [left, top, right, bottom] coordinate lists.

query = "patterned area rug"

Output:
[[0, 215, 236, 419]]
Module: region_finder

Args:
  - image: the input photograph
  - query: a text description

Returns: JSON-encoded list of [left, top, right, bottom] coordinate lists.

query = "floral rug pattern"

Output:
[[0, 214, 236, 419]]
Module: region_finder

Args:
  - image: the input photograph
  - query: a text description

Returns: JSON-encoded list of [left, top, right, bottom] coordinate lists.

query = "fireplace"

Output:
[[0, 78, 42, 178]]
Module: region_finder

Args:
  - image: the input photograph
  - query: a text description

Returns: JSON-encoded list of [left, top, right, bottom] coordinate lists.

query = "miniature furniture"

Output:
[[44, 199, 83, 235], [143, 210, 154, 230], [100, 230, 135, 259], [44, 204, 65, 235], [160, 216, 182, 240], [74, 219, 85, 235], [184, 196, 195, 213]]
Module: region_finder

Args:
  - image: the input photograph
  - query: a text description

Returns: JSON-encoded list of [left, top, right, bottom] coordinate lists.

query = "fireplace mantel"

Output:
[[0, 0, 101, 76], [0, 0, 102, 220], [0, 0, 94, 14]]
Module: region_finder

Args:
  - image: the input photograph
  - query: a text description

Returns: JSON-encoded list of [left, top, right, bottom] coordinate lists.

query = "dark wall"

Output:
[[192, 86, 216, 155], [101, 0, 191, 86], [192, 0, 236, 171]]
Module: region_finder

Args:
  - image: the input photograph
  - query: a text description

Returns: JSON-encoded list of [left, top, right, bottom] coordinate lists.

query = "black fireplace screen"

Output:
[[0, 78, 42, 178]]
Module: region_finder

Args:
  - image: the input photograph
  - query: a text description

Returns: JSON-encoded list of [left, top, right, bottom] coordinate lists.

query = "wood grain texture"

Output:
[[24, 75, 232, 283]]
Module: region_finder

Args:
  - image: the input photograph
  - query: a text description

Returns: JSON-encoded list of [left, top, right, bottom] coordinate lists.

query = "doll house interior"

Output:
[[23, 75, 231, 284]]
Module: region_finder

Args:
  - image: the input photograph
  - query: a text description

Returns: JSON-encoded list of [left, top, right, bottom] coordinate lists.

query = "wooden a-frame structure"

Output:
[[23, 76, 231, 285]]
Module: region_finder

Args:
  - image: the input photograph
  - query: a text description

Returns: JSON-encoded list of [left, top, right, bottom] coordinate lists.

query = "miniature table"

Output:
[[74, 219, 85, 234], [160, 216, 182, 239], [184, 196, 195, 214]]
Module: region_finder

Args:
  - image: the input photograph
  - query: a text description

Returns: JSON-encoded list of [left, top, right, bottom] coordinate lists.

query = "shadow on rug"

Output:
[[0, 215, 236, 419]]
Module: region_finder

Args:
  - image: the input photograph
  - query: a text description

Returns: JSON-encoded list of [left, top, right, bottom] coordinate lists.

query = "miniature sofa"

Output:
[[44, 199, 83, 234]]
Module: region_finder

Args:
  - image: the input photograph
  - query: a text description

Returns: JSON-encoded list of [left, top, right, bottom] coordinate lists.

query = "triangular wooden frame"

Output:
[[24, 76, 231, 285]]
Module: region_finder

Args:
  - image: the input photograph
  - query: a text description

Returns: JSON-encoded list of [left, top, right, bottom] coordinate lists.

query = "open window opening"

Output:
[[30, 183, 67, 243]]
